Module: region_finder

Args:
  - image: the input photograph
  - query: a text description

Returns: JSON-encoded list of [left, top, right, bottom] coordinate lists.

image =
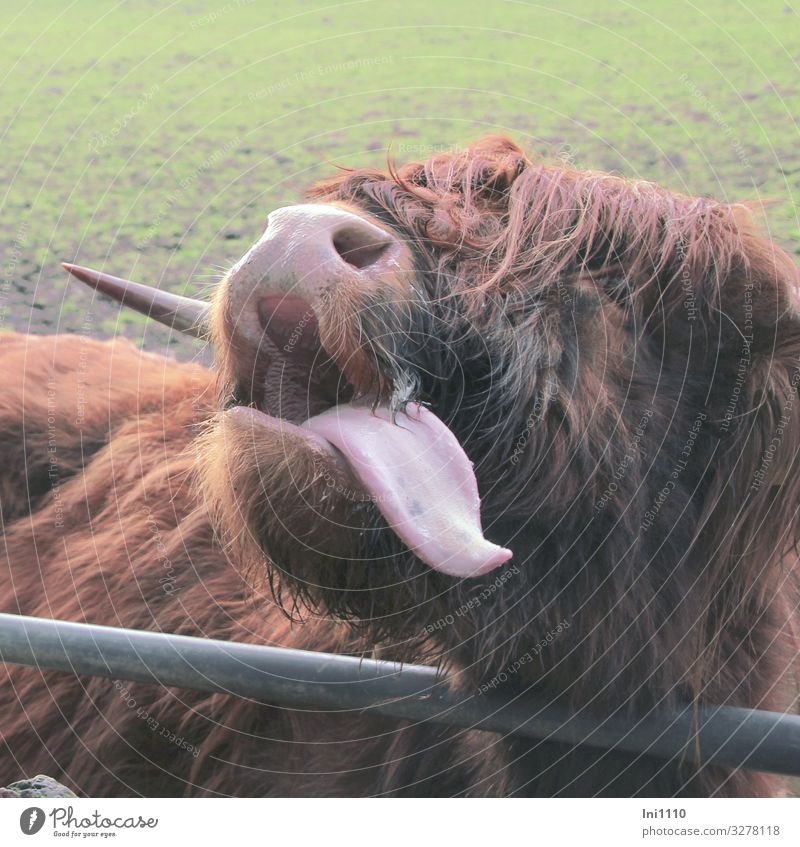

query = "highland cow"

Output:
[[1, 137, 798, 796]]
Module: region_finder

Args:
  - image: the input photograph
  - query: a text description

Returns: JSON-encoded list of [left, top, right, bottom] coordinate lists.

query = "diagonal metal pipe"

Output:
[[1, 613, 799, 776]]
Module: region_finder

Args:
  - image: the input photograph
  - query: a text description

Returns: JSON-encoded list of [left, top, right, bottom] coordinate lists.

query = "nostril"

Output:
[[332, 224, 393, 270]]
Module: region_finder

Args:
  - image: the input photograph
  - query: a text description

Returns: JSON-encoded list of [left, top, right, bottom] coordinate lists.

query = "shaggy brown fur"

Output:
[[1, 137, 799, 796]]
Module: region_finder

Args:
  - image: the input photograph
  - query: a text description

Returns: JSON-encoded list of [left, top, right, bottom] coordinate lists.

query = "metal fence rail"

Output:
[[1, 612, 799, 777]]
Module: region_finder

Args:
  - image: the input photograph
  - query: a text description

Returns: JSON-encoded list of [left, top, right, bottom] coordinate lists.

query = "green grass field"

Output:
[[1, 0, 799, 353]]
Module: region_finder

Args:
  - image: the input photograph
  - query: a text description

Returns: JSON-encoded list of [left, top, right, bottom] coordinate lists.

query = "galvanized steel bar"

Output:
[[1, 612, 799, 776]]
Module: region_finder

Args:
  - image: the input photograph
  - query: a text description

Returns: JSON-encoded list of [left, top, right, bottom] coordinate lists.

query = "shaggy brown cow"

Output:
[[1, 137, 799, 797]]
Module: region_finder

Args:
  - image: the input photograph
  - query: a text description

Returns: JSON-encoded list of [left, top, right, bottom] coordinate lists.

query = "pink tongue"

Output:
[[303, 403, 512, 577]]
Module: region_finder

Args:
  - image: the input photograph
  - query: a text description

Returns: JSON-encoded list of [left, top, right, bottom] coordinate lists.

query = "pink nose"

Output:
[[225, 204, 401, 344]]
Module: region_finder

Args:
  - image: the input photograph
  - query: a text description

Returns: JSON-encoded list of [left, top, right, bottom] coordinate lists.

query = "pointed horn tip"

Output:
[[60, 260, 210, 341], [61, 262, 95, 283]]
